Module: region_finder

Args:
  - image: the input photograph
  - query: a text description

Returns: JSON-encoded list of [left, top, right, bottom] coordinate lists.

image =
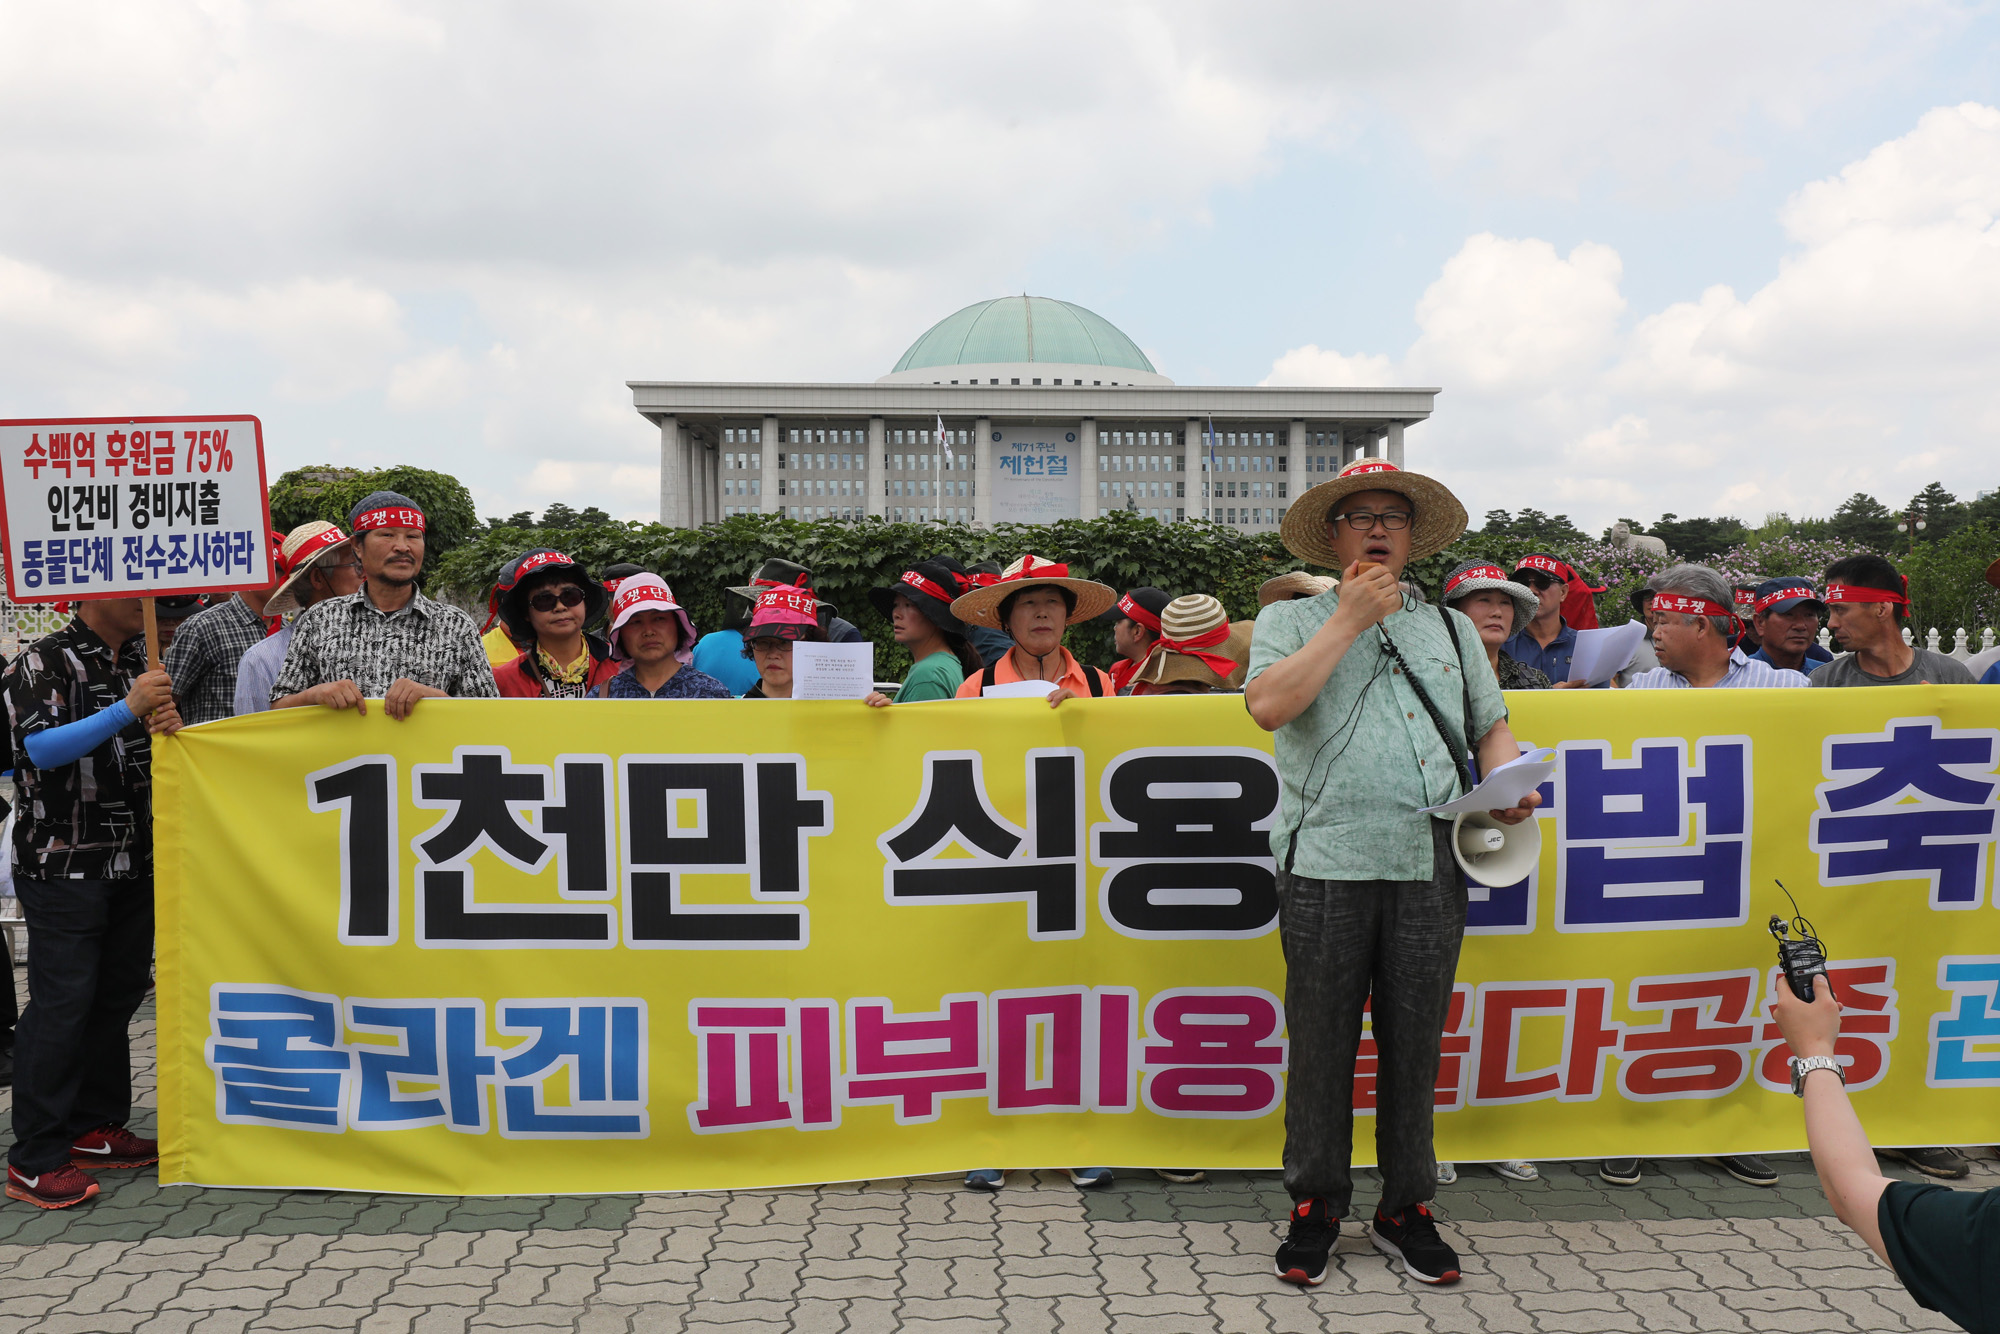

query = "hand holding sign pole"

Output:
[[0, 415, 274, 720]]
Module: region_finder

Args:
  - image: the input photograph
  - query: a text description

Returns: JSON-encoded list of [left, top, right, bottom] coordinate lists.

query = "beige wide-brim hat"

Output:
[[1133, 595, 1254, 691], [1257, 570, 1337, 608], [264, 521, 355, 617], [948, 553, 1117, 630], [1439, 560, 1537, 638], [1279, 459, 1468, 567]]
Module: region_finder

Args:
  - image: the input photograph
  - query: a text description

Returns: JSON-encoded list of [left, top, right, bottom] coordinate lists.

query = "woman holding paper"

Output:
[[598, 575, 730, 700], [739, 586, 825, 699], [946, 554, 1117, 703]]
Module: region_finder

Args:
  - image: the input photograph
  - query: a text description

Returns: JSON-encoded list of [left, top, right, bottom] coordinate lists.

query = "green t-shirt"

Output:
[[894, 650, 965, 702], [1879, 1180, 2000, 1333], [1247, 595, 1507, 882]]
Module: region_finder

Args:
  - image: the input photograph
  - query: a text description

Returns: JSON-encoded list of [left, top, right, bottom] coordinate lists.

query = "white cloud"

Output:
[[1265, 101, 2000, 530]]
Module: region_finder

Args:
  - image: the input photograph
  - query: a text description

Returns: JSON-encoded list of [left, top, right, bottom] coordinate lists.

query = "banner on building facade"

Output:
[[986, 425, 1080, 524], [0, 415, 273, 601], [154, 690, 2000, 1196]]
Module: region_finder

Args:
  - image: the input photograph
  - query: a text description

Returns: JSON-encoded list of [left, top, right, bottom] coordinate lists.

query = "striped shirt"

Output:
[[1625, 648, 1808, 690], [164, 593, 269, 726], [271, 586, 499, 703]]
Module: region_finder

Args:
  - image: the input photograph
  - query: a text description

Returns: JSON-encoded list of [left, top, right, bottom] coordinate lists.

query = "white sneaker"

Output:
[[1435, 1161, 1458, 1184], [1492, 1160, 1539, 1182]]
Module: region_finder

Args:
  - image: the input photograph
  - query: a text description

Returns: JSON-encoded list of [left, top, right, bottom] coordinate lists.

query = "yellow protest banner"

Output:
[[155, 689, 2000, 1195]]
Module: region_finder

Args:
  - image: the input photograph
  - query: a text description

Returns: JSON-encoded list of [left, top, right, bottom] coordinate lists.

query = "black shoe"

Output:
[[1878, 1146, 1970, 1179], [1372, 1203, 1460, 1284], [1599, 1157, 1642, 1186], [1703, 1154, 1779, 1187], [1274, 1197, 1338, 1286]]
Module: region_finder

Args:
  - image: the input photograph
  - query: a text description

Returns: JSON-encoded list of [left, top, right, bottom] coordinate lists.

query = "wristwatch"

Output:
[[1790, 1054, 1845, 1096]]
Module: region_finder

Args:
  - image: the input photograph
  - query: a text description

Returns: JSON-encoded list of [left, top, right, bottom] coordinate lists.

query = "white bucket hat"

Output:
[[607, 574, 698, 663]]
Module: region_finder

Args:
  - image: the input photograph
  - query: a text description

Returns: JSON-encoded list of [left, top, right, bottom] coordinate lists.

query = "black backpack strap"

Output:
[[981, 662, 999, 691], [1086, 669, 1105, 698]]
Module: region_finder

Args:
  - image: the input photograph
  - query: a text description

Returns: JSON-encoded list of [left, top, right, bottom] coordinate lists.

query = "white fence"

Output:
[[1843, 625, 1998, 663], [0, 597, 66, 661]]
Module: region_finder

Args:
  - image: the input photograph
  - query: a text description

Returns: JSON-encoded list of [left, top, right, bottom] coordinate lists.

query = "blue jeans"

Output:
[[8, 876, 154, 1173]]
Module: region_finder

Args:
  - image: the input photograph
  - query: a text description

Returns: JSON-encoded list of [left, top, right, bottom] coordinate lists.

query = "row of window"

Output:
[[776, 479, 978, 498], [769, 506, 979, 523], [725, 445, 1373, 474], [1099, 455, 1181, 474], [722, 428, 763, 445], [722, 479, 760, 496], [1101, 481, 1185, 499], [1205, 480, 1285, 499]]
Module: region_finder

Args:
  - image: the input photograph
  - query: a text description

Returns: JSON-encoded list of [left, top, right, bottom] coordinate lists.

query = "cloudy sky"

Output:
[[3, 1, 1997, 530]]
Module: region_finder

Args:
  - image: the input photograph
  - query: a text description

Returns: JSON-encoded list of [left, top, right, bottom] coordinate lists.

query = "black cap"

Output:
[[1093, 585, 1170, 628]]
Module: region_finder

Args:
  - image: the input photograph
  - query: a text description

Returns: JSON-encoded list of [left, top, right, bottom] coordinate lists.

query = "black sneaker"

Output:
[[1599, 1157, 1642, 1186], [1273, 1197, 1338, 1286], [1371, 1203, 1460, 1284], [1878, 1146, 1971, 1180], [1702, 1154, 1778, 1187]]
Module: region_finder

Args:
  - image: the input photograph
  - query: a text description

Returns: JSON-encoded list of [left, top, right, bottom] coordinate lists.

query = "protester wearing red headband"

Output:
[[690, 558, 861, 697], [601, 575, 729, 700], [863, 560, 982, 706], [1095, 586, 1171, 694], [1811, 554, 1975, 692], [1747, 577, 1833, 677], [271, 490, 498, 718], [1502, 552, 1582, 682], [1622, 564, 1809, 694], [492, 550, 620, 699], [1128, 594, 1250, 694], [949, 554, 1118, 705], [234, 523, 365, 717], [161, 529, 286, 727]]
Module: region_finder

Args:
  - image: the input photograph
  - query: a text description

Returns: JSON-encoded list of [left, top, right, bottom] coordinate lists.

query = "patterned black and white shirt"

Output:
[[164, 593, 269, 726], [5, 619, 153, 880], [270, 585, 499, 703]]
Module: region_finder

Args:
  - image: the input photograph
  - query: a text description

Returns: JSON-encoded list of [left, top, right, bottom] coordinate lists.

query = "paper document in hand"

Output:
[[1420, 747, 1557, 816], [791, 641, 875, 700], [981, 679, 1060, 699], [1567, 620, 1648, 686]]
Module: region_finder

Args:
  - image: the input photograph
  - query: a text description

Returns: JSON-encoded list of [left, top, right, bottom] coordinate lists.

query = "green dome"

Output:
[[892, 296, 1157, 375]]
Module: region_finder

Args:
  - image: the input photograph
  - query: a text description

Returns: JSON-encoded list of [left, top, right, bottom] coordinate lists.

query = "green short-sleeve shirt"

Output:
[[894, 649, 965, 702], [1247, 592, 1507, 882]]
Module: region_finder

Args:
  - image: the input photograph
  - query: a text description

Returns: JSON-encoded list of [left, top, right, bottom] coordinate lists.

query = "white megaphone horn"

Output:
[[1450, 808, 1542, 885]]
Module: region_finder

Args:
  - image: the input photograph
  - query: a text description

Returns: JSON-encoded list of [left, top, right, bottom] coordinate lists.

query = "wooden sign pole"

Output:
[[142, 596, 160, 672]]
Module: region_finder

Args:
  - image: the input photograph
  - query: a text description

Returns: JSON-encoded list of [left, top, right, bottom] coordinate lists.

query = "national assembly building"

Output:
[[630, 296, 1438, 534]]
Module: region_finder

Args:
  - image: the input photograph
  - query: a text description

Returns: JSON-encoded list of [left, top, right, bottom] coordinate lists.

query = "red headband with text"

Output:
[[754, 587, 819, 619], [1443, 564, 1510, 598], [612, 579, 682, 619], [1514, 553, 1574, 582], [510, 550, 574, 586], [1338, 460, 1400, 477], [1824, 583, 1908, 606], [281, 526, 351, 577], [1117, 594, 1162, 632], [1752, 586, 1821, 615], [898, 569, 957, 603], [1653, 593, 1736, 619], [1007, 556, 1071, 582], [352, 506, 426, 533]]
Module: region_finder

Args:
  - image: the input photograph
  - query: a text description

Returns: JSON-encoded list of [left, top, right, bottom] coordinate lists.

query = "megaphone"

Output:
[[1450, 809, 1542, 886]]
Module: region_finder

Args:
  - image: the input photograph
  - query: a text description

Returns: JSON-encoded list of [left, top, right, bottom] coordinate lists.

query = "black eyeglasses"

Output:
[[528, 587, 587, 613], [1519, 573, 1561, 591], [1331, 510, 1412, 531]]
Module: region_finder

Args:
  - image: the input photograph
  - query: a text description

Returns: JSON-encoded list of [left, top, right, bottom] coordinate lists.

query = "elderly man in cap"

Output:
[[1747, 578, 1833, 677], [233, 523, 365, 717], [1248, 459, 1540, 1289], [162, 532, 283, 726], [1501, 552, 1582, 682], [1096, 585, 1171, 694], [271, 491, 497, 717]]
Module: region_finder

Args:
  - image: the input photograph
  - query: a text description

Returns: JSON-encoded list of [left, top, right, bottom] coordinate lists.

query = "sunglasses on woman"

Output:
[[528, 586, 587, 612]]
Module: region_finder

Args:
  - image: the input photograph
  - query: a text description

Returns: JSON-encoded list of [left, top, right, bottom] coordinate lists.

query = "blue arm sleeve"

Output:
[[24, 700, 137, 769]]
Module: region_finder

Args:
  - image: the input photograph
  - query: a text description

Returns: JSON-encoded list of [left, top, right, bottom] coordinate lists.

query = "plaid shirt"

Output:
[[5, 619, 153, 880], [271, 585, 499, 703], [164, 593, 269, 726]]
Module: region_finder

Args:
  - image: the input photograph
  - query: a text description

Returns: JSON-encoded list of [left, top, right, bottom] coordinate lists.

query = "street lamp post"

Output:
[[1899, 508, 1927, 547]]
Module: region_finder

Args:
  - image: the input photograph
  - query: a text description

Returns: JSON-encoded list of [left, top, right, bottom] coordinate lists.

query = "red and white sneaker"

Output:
[[7, 1162, 100, 1210], [70, 1124, 158, 1169]]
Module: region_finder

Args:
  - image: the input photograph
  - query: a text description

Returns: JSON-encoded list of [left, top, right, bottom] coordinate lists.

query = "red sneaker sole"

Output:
[[1275, 1266, 1325, 1286], [70, 1156, 156, 1170], [7, 1180, 99, 1210]]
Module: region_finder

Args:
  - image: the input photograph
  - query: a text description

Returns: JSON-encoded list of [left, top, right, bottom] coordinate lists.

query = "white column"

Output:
[[866, 417, 886, 520], [760, 416, 779, 514], [1285, 419, 1307, 517], [696, 436, 714, 525], [657, 414, 681, 525], [1077, 418, 1099, 520], [1186, 417, 1205, 518], [974, 416, 993, 525], [1387, 421, 1405, 467]]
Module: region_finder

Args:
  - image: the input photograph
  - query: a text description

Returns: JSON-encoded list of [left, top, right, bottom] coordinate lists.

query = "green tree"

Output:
[[487, 511, 535, 530], [1826, 493, 1899, 552], [268, 464, 479, 584], [1647, 513, 1750, 563], [1902, 520, 2000, 639], [1905, 481, 1968, 545], [1966, 487, 2000, 527]]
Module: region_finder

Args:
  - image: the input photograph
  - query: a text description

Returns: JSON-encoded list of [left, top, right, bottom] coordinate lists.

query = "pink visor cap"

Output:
[[607, 574, 698, 663]]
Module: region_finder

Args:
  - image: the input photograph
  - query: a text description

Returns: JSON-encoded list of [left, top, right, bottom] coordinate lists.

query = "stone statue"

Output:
[[1609, 521, 1668, 558]]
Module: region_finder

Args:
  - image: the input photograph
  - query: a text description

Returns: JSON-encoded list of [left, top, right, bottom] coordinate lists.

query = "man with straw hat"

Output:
[[233, 522, 365, 717], [1248, 459, 1541, 1289], [948, 555, 1118, 703], [1129, 594, 1251, 694]]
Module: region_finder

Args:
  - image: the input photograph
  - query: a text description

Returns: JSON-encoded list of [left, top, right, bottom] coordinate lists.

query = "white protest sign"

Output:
[[0, 416, 274, 602], [791, 641, 875, 700]]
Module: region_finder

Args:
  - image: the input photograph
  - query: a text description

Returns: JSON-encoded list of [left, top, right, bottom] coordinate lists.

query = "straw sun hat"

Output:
[[1278, 460, 1468, 568], [947, 554, 1117, 630], [1133, 594, 1253, 691], [264, 522, 355, 617], [1256, 571, 1337, 608]]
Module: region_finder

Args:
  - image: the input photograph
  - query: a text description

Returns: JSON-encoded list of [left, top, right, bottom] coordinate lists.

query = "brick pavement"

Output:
[[0, 970, 1982, 1333]]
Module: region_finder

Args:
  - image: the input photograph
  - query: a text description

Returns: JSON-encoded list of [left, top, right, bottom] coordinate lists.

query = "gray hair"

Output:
[[1651, 562, 1735, 639]]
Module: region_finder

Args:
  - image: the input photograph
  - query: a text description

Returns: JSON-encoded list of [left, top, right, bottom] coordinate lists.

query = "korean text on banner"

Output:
[[0, 415, 274, 601], [153, 689, 2000, 1197]]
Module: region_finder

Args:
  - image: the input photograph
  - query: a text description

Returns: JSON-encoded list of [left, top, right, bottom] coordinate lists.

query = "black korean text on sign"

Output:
[[307, 758, 399, 945], [878, 749, 1085, 940], [411, 748, 616, 948], [1092, 748, 1280, 938], [622, 754, 831, 948]]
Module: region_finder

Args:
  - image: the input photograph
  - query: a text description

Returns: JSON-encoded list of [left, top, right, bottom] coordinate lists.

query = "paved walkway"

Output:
[[0, 973, 1982, 1333]]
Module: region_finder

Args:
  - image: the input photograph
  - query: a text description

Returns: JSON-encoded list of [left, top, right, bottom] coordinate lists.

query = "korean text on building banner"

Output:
[[0, 415, 273, 601], [154, 689, 2000, 1196]]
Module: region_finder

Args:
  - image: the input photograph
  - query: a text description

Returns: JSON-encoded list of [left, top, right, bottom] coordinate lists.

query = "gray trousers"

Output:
[[1278, 820, 1467, 1218]]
